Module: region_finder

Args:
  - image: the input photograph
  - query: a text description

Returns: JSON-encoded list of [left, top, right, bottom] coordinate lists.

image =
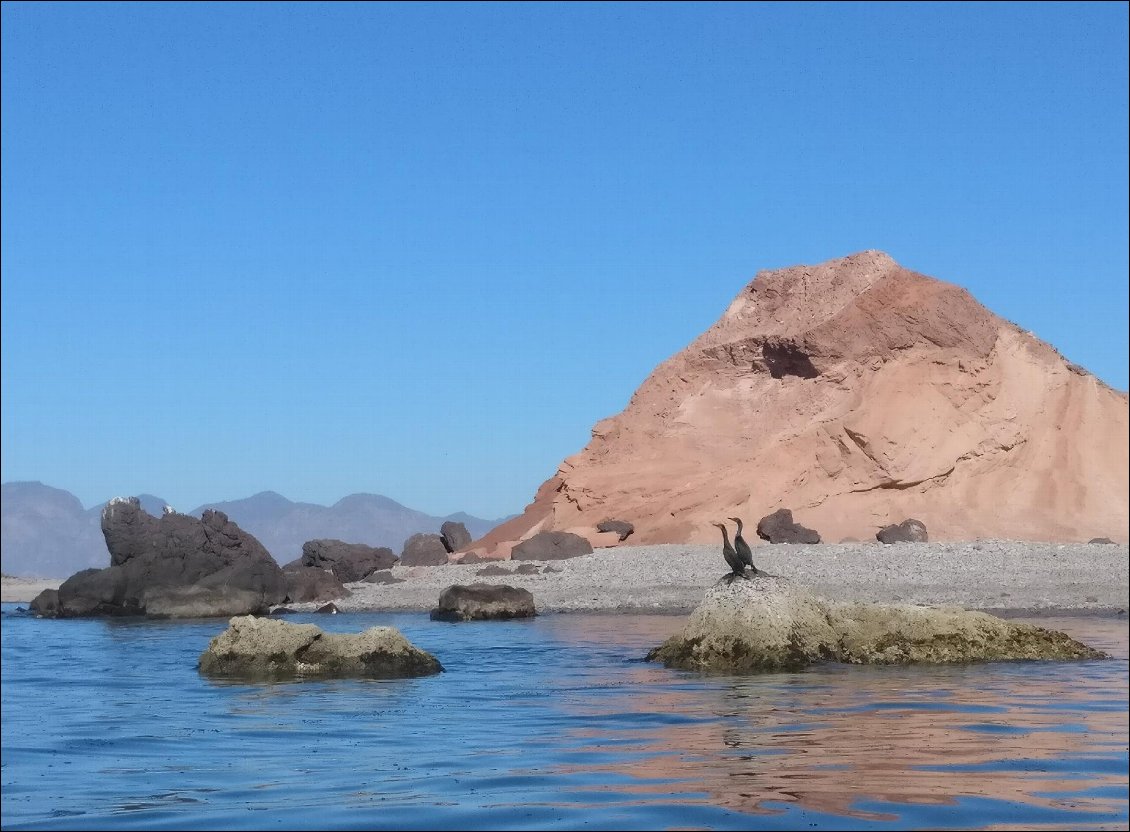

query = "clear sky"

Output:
[[2, 1, 1127, 519]]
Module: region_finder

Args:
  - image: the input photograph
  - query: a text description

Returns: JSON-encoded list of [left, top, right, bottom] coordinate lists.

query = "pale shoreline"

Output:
[[4, 541, 1127, 614]]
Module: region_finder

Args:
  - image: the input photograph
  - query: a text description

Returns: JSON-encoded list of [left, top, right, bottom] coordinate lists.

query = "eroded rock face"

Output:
[[472, 252, 1129, 549], [877, 519, 929, 543], [198, 616, 443, 680], [430, 583, 537, 621], [756, 509, 821, 544], [301, 540, 397, 583], [400, 533, 449, 566], [511, 531, 593, 561], [31, 498, 285, 618], [440, 521, 472, 553], [646, 578, 1106, 673]]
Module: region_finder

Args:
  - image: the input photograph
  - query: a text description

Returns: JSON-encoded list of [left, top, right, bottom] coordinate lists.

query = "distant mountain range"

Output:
[[0, 482, 511, 578]]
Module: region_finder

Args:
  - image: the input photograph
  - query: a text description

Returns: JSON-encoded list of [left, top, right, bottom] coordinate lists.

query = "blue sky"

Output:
[[2, 2, 1127, 519]]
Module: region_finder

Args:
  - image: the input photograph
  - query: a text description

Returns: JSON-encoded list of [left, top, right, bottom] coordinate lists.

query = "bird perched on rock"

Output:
[[712, 522, 748, 582], [728, 516, 759, 575]]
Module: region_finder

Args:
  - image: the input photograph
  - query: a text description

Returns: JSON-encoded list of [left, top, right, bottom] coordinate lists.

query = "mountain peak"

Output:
[[477, 253, 1128, 549]]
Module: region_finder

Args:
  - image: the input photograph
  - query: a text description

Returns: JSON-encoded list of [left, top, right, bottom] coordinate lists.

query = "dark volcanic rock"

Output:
[[364, 570, 406, 585], [430, 583, 537, 621], [1088, 537, 1115, 544], [400, 533, 449, 566], [476, 564, 513, 577], [440, 521, 472, 553], [756, 509, 821, 544], [28, 588, 60, 617], [877, 519, 929, 544], [457, 552, 484, 564], [511, 531, 594, 561], [32, 497, 286, 619], [301, 539, 397, 583], [284, 567, 350, 604], [514, 563, 542, 575], [597, 519, 635, 542], [315, 602, 340, 614]]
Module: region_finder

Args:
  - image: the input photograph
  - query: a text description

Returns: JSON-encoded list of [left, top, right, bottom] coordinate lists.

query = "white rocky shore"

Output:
[[294, 541, 1129, 615]]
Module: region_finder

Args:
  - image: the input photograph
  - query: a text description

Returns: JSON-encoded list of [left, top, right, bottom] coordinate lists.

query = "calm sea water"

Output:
[[1, 604, 1126, 831]]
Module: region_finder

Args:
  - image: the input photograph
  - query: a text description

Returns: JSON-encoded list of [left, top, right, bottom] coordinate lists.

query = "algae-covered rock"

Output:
[[647, 578, 1106, 673], [198, 615, 443, 680]]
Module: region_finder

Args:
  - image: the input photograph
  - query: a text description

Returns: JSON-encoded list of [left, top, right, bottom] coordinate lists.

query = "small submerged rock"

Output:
[[646, 577, 1106, 673], [430, 583, 536, 622], [198, 616, 443, 680]]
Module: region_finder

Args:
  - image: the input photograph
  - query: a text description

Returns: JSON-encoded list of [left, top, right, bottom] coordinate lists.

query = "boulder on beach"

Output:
[[198, 615, 443, 680], [301, 540, 397, 583], [430, 583, 537, 621], [400, 533, 449, 566], [30, 497, 286, 619], [1089, 537, 1115, 544], [877, 519, 929, 543], [596, 519, 635, 542], [511, 531, 593, 561], [440, 521, 472, 553], [283, 565, 350, 604], [363, 570, 405, 585], [756, 509, 821, 544], [646, 576, 1106, 673]]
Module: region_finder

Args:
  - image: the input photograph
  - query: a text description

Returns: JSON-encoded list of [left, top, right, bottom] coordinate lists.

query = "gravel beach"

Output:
[[317, 541, 1130, 616], [4, 541, 1125, 614]]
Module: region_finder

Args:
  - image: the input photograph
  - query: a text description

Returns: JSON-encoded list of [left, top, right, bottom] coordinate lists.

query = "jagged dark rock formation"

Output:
[[30, 498, 285, 618]]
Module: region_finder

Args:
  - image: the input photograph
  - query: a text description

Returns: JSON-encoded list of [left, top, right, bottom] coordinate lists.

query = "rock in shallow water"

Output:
[[646, 576, 1106, 673], [430, 583, 537, 621], [198, 616, 443, 680]]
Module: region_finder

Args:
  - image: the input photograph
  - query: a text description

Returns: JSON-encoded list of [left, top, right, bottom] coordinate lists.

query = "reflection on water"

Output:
[[1, 608, 1126, 830]]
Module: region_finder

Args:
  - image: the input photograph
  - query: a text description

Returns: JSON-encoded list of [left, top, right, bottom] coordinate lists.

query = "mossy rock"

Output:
[[198, 616, 443, 680], [647, 579, 1106, 673]]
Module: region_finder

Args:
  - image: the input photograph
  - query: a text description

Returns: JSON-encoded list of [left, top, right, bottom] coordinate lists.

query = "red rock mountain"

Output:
[[476, 251, 1128, 551]]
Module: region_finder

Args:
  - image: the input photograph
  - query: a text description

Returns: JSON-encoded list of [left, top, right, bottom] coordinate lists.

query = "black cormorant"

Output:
[[712, 522, 747, 582], [727, 516, 759, 575]]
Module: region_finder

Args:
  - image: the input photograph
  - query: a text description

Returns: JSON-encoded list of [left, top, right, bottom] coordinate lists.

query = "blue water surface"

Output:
[[1, 606, 1127, 830]]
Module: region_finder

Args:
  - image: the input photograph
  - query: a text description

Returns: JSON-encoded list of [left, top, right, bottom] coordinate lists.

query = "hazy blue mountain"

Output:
[[1, 482, 507, 577], [1, 482, 118, 578], [188, 491, 503, 564]]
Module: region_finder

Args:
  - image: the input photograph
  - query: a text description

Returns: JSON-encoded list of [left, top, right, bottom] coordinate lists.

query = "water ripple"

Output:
[[2, 608, 1126, 830]]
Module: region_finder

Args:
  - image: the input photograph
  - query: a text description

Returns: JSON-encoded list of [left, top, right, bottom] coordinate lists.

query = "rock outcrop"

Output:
[[646, 577, 1106, 673], [300, 539, 396, 583], [30, 498, 286, 618], [430, 584, 537, 621], [756, 509, 821, 544], [400, 533, 449, 566], [471, 251, 1129, 550], [877, 519, 929, 543], [198, 616, 443, 680]]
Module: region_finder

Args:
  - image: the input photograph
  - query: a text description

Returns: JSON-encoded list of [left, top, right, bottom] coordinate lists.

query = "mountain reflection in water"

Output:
[[1, 608, 1125, 831]]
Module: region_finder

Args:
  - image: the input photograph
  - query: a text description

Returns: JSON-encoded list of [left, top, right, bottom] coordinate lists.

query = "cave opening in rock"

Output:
[[762, 342, 819, 379]]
